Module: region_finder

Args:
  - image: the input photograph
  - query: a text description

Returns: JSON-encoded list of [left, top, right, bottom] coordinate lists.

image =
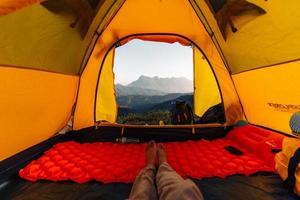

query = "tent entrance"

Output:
[[94, 34, 224, 126]]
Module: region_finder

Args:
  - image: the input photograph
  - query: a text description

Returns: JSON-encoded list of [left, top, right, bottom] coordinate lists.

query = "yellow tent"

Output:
[[0, 1, 299, 197]]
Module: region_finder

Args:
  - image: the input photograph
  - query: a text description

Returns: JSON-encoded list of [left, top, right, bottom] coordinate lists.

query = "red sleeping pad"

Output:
[[19, 125, 283, 183]]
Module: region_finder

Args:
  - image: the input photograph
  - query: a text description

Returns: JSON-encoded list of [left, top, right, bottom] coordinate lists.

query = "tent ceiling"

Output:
[[1, 0, 299, 75], [0, 0, 111, 75], [194, 0, 300, 73]]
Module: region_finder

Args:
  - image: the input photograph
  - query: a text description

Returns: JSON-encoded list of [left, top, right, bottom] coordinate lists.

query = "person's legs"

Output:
[[156, 144, 204, 200], [129, 141, 158, 200]]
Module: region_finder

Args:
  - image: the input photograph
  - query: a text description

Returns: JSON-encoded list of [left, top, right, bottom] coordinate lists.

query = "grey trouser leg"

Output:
[[129, 164, 158, 200], [156, 162, 204, 200]]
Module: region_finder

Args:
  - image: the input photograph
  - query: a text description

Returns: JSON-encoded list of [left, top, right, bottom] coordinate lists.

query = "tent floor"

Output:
[[0, 173, 298, 200], [0, 125, 297, 199]]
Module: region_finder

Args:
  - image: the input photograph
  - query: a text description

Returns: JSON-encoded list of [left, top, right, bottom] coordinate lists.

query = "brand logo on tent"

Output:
[[267, 103, 300, 113]]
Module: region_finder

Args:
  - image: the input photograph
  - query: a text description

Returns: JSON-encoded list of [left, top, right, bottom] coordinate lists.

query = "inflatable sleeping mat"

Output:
[[19, 125, 284, 183]]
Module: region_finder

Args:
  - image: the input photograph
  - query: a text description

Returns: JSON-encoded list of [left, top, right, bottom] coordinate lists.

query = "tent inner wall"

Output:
[[191, 0, 300, 135], [0, 2, 89, 75], [0, 0, 126, 75], [194, 0, 300, 73], [95, 48, 117, 123], [233, 62, 300, 134], [0, 0, 300, 142], [0, 67, 79, 161], [193, 46, 222, 117]]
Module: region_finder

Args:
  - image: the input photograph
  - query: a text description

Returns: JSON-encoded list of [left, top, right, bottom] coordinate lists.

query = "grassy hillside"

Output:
[[118, 111, 170, 125], [115, 76, 195, 125], [117, 93, 191, 112], [117, 94, 194, 124]]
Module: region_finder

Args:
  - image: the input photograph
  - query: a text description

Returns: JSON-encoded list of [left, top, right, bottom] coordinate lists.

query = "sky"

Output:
[[114, 39, 193, 85]]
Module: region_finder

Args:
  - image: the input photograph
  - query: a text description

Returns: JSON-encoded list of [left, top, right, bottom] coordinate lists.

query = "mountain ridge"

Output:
[[116, 75, 193, 95], [115, 84, 167, 96]]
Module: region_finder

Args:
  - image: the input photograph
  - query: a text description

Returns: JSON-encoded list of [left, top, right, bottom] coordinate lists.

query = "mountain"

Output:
[[149, 94, 193, 112], [115, 84, 167, 96], [127, 75, 193, 93], [115, 76, 194, 117]]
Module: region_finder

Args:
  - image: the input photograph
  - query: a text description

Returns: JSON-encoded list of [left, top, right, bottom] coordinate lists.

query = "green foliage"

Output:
[[117, 93, 190, 112], [116, 94, 199, 125], [117, 110, 171, 125]]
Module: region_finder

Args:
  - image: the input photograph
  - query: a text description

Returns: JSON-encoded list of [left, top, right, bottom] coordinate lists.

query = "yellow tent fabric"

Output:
[[233, 61, 300, 134], [0, 66, 78, 160], [0, 2, 86, 74], [1, 0, 300, 161], [73, 38, 105, 129], [193, 47, 222, 116], [1, 0, 298, 75], [194, 0, 300, 73], [0, 0, 41, 16], [95, 48, 117, 123]]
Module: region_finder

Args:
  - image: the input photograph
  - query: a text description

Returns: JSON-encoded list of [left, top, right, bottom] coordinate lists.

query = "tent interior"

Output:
[[0, 0, 300, 199]]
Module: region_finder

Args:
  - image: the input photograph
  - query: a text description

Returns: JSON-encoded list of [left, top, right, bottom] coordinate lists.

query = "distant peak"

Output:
[[138, 75, 150, 79], [136, 75, 190, 80], [126, 75, 193, 93]]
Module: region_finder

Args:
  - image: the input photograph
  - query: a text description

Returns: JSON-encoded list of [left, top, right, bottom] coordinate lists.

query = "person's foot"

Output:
[[146, 141, 156, 166], [157, 143, 167, 165]]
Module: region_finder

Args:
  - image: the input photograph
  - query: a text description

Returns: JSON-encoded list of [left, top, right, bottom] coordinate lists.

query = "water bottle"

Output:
[[116, 137, 140, 143]]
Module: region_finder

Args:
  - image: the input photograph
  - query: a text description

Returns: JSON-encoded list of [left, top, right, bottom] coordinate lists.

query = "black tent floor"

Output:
[[0, 173, 298, 200], [0, 126, 298, 199]]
